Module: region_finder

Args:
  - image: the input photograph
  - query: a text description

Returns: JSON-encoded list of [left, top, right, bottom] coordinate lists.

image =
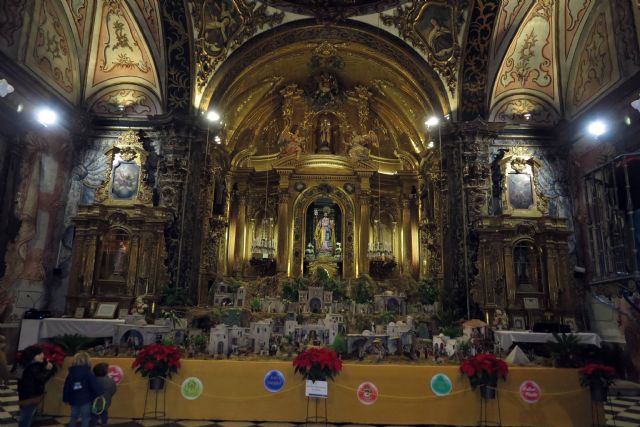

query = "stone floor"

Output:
[[1, 380, 638, 426]]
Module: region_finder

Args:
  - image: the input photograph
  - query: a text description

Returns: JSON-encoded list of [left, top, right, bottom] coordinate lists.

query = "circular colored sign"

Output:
[[263, 370, 286, 393], [430, 373, 453, 396], [107, 365, 124, 385], [357, 382, 379, 405], [181, 377, 204, 400], [519, 380, 541, 403]]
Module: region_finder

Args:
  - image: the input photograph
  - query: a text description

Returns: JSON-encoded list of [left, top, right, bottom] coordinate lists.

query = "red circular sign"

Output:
[[519, 380, 541, 403], [108, 365, 124, 385], [357, 382, 379, 405]]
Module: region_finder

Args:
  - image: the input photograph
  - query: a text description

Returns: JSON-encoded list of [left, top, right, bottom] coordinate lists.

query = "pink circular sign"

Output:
[[357, 382, 379, 405], [108, 365, 124, 385], [519, 380, 541, 403]]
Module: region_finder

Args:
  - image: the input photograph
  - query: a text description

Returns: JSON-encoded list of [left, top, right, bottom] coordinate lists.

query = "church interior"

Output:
[[1, 0, 640, 425]]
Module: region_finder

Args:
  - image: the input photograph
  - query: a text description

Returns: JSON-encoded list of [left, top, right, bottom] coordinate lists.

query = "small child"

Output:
[[91, 363, 116, 426], [63, 352, 102, 427]]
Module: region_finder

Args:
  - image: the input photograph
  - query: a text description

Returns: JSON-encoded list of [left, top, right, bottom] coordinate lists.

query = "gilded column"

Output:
[[503, 244, 516, 307], [233, 194, 248, 276], [276, 189, 290, 274], [359, 191, 371, 276], [401, 198, 412, 275]]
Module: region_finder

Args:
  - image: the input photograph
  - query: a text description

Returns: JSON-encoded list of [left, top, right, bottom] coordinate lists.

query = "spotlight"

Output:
[[587, 120, 606, 137], [214, 135, 222, 144], [523, 113, 532, 121], [427, 140, 435, 149], [36, 108, 57, 126], [206, 110, 220, 122], [425, 116, 440, 127]]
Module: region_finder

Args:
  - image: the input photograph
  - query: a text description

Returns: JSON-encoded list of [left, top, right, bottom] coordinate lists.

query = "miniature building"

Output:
[[284, 314, 342, 345], [374, 291, 406, 314], [212, 284, 245, 307], [261, 296, 285, 313], [208, 324, 251, 355], [298, 286, 333, 313], [250, 319, 273, 354]]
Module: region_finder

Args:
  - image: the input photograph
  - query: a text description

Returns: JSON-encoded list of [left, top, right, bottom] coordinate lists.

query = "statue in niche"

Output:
[[314, 208, 336, 256], [278, 124, 304, 158], [318, 117, 333, 153], [308, 72, 340, 108], [347, 130, 379, 162], [99, 232, 130, 280]]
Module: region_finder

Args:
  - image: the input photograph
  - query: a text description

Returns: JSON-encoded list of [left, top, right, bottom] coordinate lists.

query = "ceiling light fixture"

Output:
[[425, 116, 440, 127], [206, 110, 221, 122]]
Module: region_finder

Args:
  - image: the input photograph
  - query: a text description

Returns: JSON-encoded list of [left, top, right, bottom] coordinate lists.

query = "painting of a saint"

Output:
[[415, 4, 455, 61], [508, 173, 534, 210], [201, 0, 239, 56], [111, 162, 139, 200]]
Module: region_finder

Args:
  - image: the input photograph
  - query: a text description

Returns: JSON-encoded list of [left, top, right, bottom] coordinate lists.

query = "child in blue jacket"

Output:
[[63, 352, 103, 427]]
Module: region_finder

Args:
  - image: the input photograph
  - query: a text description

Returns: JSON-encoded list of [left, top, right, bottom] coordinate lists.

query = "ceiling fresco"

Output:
[[0, 0, 638, 124]]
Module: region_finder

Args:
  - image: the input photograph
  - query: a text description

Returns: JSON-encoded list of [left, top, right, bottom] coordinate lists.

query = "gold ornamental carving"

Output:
[[381, 0, 469, 92], [190, 0, 284, 91], [95, 129, 153, 205]]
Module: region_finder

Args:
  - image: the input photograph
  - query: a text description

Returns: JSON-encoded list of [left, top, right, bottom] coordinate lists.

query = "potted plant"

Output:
[[460, 353, 509, 400], [579, 364, 615, 402], [132, 344, 182, 390], [293, 347, 342, 398]]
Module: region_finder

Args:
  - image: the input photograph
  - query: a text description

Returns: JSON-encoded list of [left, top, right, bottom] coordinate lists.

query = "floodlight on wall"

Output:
[[206, 110, 221, 122], [427, 140, 435, 149], [425, 116, 440, 127], [36, 108, 57, 127], [587, 120, 607, 137]]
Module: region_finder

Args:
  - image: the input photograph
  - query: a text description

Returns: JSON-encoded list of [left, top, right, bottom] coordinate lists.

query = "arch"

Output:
[[292, 185, 355, 278]]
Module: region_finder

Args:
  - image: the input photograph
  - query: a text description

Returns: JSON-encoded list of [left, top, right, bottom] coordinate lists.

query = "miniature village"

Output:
[[78, 267, 509, 366]]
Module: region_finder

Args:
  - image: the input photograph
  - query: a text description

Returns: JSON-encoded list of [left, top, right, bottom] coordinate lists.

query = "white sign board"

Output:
[[305, 380, 328, 398]]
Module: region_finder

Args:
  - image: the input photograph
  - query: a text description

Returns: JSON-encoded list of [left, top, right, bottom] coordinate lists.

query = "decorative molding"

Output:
[[190, 0, 284, 92], [0, 0, 27, 47], [64, 0, 88, 45], [161, 0, 191, 113], [133, 0, 162, 49], [459, 0, 499, 120], [564, 0, 592, 57], [90, 87, 160, 116], [493, 0, 530, 55], [491, 97, 558, 126], [381, 0, 469, 92]]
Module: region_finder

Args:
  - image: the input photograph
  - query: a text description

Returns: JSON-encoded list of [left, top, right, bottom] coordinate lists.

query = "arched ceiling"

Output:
[[201, 21, 449, 165], [0, 0, 639, 129]]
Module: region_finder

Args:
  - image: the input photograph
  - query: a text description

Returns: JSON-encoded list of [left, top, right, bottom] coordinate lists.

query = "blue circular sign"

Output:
[[264, 370, 286, 393]]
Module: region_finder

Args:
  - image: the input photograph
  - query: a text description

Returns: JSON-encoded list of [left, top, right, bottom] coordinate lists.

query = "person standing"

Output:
[[17, 346, 56, 427], [90, 363, 116, 426], [63, 352, 102, 427]]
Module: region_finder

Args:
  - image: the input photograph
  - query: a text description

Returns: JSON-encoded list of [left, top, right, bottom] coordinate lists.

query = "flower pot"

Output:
[[149, 377, 165, 390], [589, 383, 608, 402], [479, 384, 497, 400]]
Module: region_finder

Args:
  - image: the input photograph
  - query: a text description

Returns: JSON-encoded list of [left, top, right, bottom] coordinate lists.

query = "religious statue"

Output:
[[309, 72, 340, 108], [112, 241, 128, 275], [314, 210, 336, 255], [278, 125, 304, 158], [347, 130, 379, 162], [318, 117, 332, 153]]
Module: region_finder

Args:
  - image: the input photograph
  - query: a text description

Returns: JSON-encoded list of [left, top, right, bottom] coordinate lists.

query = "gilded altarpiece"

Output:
[[67, 130, 170, 313], [476, 147, 574, 325]]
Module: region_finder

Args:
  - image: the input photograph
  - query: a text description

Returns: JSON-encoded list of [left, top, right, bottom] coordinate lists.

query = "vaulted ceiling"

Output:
[[0, 0, 638, 128]]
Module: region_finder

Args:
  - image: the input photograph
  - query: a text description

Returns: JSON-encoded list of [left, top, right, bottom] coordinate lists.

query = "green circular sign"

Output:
[[181, 377, 203, 400], [430, 374, 453, 397]]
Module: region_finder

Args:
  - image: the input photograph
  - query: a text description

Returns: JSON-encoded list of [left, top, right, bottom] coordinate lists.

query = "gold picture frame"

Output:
[[93, 302, 119, 319]]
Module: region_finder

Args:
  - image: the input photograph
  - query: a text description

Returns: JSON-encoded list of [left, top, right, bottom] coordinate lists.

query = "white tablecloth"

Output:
[[494, 330, 602, 351], [19, 318, 125, 349]]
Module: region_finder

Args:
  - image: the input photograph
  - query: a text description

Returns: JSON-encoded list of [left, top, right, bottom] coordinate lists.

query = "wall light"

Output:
[[425, 116, 440, 127], [206, 110, 221, 122], [427, 140, 435, 149], [587, 120, 607, 137], [36, 108, 57, 126]]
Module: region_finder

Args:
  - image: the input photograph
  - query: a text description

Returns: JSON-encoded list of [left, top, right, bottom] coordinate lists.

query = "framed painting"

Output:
[[512, 316, 526, 330], [563, 317, 577, 332], [507, 173, 534, 210], [94, 302, 119, 319], [523, 297, 540, 310], [74, 307, 85, 319], [111, 161, 140, 200]]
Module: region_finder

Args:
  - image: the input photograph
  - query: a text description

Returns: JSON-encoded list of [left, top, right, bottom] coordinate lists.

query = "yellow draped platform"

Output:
[[43, 359, 599, 426]]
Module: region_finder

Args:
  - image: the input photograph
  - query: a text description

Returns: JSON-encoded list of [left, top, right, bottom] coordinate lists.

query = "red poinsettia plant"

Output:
[[579, 364, 616, 388], [38, 343, 66, 368], [293, 346, 343, 382], [132, 344, 182, 379], [460, 353, 509, 389]]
